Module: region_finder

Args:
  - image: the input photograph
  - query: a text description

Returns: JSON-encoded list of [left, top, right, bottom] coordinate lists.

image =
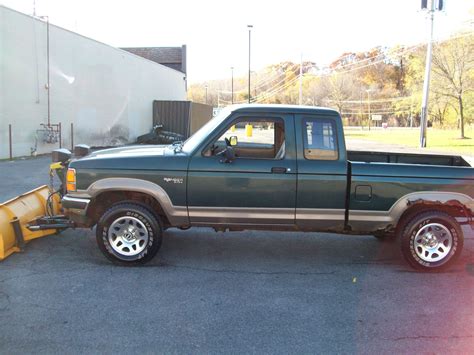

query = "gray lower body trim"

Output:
[[188, 207, 393, 232], [348, 210, 394, 232], [296, 208, 396, 232], [188, 206, 294, 224], [167, 206, 188, 225], [296, 208, 345, 220], [296, 208, 346, 231]]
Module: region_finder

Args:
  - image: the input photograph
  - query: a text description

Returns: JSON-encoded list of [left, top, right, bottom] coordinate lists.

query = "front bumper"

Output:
[[61, 195, 92, 226]]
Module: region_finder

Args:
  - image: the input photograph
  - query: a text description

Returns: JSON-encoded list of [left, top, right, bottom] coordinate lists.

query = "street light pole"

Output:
[[231, 67, 234, 105], [247, 25, 253, 104], [420, 4, 436, 147]]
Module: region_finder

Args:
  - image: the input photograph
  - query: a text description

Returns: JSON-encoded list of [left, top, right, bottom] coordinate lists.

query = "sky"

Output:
[[2, 0, 473, 83]]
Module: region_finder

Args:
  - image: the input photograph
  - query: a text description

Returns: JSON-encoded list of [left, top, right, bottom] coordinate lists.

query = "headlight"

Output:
[[66, 168, 76, 192]]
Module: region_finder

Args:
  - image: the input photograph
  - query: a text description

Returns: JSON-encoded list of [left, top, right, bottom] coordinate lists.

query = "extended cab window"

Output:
[[204, 118, 285, 159], [303, 119, 338, 160]]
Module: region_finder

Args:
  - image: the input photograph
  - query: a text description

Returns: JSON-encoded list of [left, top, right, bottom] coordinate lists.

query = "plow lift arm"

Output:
[[0, 147, 85, 261]]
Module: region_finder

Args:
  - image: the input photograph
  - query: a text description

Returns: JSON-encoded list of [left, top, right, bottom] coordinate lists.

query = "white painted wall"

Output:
[[0, 6, 186, 159]]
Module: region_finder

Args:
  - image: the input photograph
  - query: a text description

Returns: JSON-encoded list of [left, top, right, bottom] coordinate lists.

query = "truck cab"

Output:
[[184, 105, 347, 231]]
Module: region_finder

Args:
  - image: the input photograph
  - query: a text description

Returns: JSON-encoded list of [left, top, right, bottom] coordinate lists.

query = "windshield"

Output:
[[181, 107, 232, 154]]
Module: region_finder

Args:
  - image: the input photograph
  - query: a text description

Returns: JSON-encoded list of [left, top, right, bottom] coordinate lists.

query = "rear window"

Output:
[[303, 119, 338, 160]]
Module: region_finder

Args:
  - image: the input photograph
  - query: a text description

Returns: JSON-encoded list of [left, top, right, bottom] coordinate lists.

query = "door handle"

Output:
[[271, 167, 288, 174]]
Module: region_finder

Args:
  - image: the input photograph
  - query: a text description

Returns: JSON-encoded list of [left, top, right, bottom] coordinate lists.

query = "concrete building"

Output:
[[0, 5, 187, 159]]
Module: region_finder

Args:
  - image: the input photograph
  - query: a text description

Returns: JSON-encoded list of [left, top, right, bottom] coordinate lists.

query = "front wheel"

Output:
[[399, 211, 463, 272], [96, 202, 163, 265]]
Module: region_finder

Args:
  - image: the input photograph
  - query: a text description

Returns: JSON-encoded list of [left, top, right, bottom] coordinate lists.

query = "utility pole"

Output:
[[247, 25, 253, 104], [299, 53, 303, 105], [366, 89, 372, 131], [205, 85, 208, 104], [420, 0, 443, 147], [230, 67, 234, 104]]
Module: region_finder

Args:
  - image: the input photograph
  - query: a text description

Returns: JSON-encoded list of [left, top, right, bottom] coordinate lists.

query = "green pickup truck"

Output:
[[62, 105, 473, 271]]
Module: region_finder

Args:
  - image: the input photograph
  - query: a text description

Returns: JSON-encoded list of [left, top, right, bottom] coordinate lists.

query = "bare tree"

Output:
[[324, 73, 357, 114], [431, 34, 474, 138]]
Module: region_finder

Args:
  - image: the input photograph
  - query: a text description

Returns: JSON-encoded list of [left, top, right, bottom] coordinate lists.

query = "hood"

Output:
[[69, 144, 189, 171], [86, 145, 169, 159]]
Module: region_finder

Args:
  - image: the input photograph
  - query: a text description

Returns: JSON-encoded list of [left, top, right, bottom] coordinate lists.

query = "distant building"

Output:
[[121, 46, 187, 75]]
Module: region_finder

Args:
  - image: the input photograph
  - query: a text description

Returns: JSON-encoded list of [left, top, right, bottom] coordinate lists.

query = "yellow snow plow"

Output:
[[0, 148, 80, 261]]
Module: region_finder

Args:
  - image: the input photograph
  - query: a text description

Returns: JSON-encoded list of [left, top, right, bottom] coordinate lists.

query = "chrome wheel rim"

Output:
[[414, 223, 453, 263], [108, 216, 149, 256]]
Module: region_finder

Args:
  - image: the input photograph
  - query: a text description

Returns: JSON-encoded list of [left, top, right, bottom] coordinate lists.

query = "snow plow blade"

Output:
[[0, 185, 63, 261]]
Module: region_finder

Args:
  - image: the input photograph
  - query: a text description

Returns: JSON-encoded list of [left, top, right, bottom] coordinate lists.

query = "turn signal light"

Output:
[[66, 168, 76, 192]]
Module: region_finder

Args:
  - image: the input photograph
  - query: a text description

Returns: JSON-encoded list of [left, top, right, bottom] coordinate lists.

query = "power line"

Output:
[[252, 32, 472, 104], [220, 62, 301, 95], [216, 31, 472, 107], [341, 108, 417, 115], [252, 75, 303, 102], [323, 31, 472, 76], [222, 64, 312, 104], [308, 31, 472, 80], [325, 96, 415, 104], [253, 68, 314, 102]]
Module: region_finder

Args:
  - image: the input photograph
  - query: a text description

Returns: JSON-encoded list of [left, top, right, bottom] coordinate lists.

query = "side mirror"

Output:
[[218, 146, 235, 164], [229, 136, 238, 146]]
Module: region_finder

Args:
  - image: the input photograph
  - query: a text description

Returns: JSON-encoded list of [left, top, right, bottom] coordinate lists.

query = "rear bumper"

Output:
[[61, 195, 92, 226]]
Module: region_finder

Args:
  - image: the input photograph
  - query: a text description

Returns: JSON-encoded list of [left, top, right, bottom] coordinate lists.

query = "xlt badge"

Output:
[[163, 177, 183, 184]]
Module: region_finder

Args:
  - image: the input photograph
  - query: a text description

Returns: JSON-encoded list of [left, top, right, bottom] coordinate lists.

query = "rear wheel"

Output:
[[96, 202, 162, 265], [399, 211, 463, 272]]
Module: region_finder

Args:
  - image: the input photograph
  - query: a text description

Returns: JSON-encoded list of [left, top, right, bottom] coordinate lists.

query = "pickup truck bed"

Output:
[[348, 150, 470, 167], [347, 159, 473, 232]]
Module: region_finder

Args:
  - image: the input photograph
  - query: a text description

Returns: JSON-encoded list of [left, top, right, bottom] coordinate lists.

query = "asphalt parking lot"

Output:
[[1, 156, 473, 354]]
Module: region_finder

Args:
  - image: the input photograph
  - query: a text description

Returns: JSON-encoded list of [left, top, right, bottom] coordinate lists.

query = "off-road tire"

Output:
[[96, 202, 162, 265], [399, 211, 463, 272]]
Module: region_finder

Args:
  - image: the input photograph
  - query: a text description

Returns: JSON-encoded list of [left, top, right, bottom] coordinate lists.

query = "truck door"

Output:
[[187, 113, 297, 226], [294, 114, 348, 231]]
